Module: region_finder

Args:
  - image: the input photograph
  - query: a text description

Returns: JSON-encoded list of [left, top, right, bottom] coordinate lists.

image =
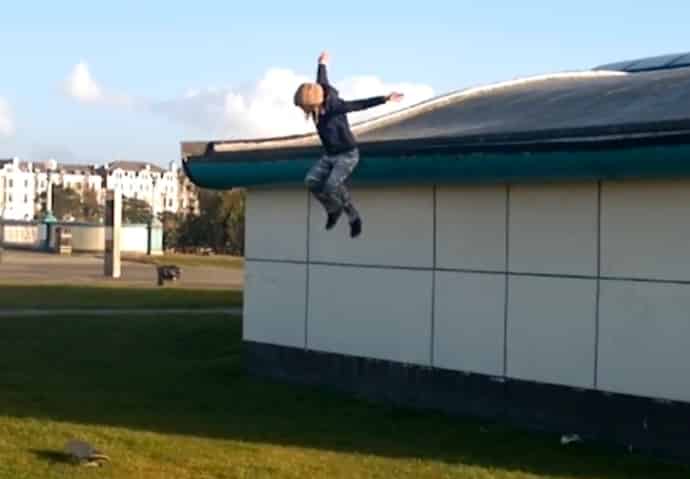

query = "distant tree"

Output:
[[123, 197, 153, 224], [220, 189, 245, 255], [35, 192, 48, 219], [82, 186, 104, 222], [52, 186, 82, 221], [176, 188, 245, 255], [158, 211, 183, 251]]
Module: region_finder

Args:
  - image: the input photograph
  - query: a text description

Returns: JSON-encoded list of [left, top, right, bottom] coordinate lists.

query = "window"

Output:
[[76, 182, 82, 189], [8, 179, 12, 188], [24, 180, 29, 188], [24, 194, 28, 203], [168, 199, 173, 208], [8, 194, 12, 203]]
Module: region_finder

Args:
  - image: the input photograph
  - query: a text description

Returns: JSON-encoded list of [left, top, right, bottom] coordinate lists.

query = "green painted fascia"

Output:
[[185, 143, 690, 190]]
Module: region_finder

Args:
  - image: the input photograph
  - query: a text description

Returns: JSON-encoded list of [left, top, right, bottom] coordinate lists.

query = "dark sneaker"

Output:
[[326, 210, 342, 230], [349, 218, 362, 238]]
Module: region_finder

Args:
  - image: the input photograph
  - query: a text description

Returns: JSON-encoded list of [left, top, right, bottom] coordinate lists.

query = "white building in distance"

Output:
[[0, 158, 37, 220], [0, 158, 199, 221]]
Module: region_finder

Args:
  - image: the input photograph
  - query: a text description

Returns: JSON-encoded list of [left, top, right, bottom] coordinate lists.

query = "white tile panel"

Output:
[[243, 260, 307, 349], [309, 185, 434, 268], [598, 281, 690, 402], [434, 271, 506, 376], [509, 183, 598, 276], [507, 276, 597, 388], [308, 265, 433, 365], [601, 180, 690, 282], [245, 187, 308, 261], [436, 185, 507, 271]]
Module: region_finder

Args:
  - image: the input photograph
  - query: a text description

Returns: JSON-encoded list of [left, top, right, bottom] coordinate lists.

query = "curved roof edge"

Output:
[[594, 52, 690, 73], [181, 69, 626, 158], [184, 139, 690, 191]]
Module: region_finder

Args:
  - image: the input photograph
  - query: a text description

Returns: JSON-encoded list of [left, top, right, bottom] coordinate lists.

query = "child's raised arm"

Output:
[[317, 51, 330, 86]]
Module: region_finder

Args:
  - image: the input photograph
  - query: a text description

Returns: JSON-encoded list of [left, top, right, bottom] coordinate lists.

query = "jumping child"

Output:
[[293, 51, 403, 238]]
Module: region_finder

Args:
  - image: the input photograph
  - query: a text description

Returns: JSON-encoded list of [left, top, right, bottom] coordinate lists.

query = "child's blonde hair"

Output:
[[294, 83, 324, 124]]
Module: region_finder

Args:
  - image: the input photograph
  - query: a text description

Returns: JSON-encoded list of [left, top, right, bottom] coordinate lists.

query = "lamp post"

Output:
[[104, 189, 122, 278], [43, 173, 57, 251]]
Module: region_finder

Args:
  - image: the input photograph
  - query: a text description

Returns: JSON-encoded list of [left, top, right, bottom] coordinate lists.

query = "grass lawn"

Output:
[[0, 284, 242, 310], [0, 313, 687, 478], [123, 253, 244, 270]]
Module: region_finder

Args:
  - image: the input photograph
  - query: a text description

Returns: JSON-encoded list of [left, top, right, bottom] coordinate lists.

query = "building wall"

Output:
[[1, 221, 160, 254], [68, 224, 105, 252], [122, 224, 150, 254], [244, 179, 690, 404], [0, 163, 35, 220], [2, 160, 196, 220], [0, 221, 43, 249]]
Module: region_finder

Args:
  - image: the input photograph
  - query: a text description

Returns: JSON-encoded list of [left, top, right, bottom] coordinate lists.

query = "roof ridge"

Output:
[[205, 70, 626, 155]]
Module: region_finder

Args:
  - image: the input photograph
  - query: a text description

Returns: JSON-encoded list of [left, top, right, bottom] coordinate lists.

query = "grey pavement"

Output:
[[0, 250, 243, 290]]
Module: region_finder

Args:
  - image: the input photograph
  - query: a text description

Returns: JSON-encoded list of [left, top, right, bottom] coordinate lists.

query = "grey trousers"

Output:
[[305, 148, 360, 222]]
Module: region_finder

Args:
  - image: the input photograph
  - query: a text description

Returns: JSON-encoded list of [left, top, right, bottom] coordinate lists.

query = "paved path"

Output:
[[0, 307, 243, 318], [0, 250, 243, 290]]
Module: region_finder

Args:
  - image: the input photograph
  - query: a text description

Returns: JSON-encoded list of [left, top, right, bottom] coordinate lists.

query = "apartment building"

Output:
[[0, 158, 199, 220]]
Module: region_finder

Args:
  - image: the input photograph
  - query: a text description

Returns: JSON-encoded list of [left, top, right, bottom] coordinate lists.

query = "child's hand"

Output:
[[387, 92, 404, 103], [318, 51, 330, 65]]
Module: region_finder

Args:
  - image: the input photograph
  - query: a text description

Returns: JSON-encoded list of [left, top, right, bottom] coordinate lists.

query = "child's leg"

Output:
[[323, 149, 362, 236], [325, 149, 359, 219], [305, 155, 342, 218]]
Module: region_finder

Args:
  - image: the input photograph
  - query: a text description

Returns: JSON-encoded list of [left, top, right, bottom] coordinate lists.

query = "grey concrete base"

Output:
[[245, 341, 690, 464], [0, 308, 242, 318]]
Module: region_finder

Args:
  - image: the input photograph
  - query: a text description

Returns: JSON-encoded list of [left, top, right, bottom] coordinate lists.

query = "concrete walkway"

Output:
[[0, 307, 242, 318], [0, 250, 243, 290]]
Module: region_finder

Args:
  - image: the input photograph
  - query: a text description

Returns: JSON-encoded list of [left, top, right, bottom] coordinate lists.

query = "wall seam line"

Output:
[[594, 180, 602, 388], [431, 185, 437, 367], [304, 191, 311, 351], [503, 184, 511, 378]]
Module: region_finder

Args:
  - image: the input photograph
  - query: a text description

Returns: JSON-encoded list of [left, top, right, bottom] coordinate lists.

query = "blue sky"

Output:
[[0, 1, 688, 166]]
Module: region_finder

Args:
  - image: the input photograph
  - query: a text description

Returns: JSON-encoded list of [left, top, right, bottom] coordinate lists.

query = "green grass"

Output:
[[123, 253, 245, 270], [0, 285, 242, 310], [0, 313, 687, 478]]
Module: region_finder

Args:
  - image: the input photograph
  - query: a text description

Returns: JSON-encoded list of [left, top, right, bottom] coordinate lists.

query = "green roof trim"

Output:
[[184, 142, 690, 190]]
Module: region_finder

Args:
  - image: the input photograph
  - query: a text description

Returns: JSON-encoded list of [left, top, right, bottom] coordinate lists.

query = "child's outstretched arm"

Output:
[[317, 51, 330, 86], [337, 92, 405, 114]]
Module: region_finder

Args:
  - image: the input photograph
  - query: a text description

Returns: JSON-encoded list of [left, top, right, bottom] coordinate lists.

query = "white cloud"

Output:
[[154, 68, 435, 139], [153, 68, 315, 138], [65, 61, 132, 107], [66, 62, 435, 139], [66, 61, 102, 102], [0, 97, 14, 137], [337, 76, 435, 124]]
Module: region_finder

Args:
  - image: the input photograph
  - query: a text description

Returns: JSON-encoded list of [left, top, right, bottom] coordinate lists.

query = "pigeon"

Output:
[[65, 439, 111, 467]]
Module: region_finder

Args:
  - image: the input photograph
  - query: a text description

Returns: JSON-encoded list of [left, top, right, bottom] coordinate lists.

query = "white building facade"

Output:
[[0, 158, 198, 221], [0, 158, 37, 220]]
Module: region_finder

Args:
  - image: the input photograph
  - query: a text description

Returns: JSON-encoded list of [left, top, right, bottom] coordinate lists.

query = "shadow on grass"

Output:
[[30, 450, 73, 465], [0, 314, 687, 479], [0, 284, 242, 309]]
